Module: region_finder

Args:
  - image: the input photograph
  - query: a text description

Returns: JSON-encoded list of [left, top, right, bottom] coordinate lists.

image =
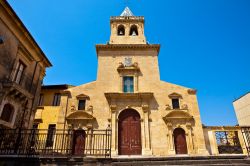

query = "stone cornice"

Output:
[[203, 126, 241, 130], [96, 44, 160, 54], [105, 92, 153, 100], [110, 16, 144, 23]]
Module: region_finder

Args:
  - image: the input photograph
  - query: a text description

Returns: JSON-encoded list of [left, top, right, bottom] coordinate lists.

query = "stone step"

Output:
[[1, 155, 250, 166]]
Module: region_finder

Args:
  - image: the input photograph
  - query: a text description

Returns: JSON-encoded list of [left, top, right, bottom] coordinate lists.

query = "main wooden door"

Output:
[[174, 128, 188, 154], [72, 130, 86, 155], [118, 109, 141, 155]]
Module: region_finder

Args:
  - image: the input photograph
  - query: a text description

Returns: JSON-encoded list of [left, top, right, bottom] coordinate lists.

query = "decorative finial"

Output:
[[120, 7, 134, 16]]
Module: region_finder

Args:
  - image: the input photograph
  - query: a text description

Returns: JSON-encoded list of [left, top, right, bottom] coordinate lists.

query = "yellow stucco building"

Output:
[[34, 7, 248, 157]]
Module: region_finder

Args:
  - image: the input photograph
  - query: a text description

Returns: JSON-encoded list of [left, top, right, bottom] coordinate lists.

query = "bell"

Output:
[[132, 31, 137, 36], [119, 30, 124, 35]]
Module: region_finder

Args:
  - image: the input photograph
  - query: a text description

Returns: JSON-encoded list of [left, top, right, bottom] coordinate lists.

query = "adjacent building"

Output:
[[233, 92, 250, 126], [34, 84, 74, 130], [0, 0, 52, 129]]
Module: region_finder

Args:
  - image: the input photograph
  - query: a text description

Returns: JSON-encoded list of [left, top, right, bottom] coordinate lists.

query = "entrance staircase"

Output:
[[0, 155, 250, 165], [110, 155, 250, 166]]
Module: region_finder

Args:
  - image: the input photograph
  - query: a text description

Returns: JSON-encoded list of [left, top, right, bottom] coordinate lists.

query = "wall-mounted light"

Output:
[[0, 36, 4, 44]]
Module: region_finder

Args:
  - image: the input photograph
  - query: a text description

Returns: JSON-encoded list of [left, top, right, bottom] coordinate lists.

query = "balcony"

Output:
[[0, 71, 37, 100]]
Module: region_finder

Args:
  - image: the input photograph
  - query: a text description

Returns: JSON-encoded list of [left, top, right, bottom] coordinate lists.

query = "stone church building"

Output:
[[34, 7, 247, 157]]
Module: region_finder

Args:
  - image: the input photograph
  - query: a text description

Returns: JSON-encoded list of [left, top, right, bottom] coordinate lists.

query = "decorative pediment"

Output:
[[163, 110, 193, 121], [168, 92, 182, 99], [76, 94, 90, 100], [66, 111, 95, 120], [117, 62, 140, 72]]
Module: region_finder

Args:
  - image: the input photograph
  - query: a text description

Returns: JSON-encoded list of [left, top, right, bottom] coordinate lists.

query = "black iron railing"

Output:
[[0, 128, 111, 158], [215, 131, 243, 154]]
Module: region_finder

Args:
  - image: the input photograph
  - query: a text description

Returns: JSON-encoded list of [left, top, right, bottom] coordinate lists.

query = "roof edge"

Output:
[[233, 91, 250, 102], [41, 84, 75, 90]]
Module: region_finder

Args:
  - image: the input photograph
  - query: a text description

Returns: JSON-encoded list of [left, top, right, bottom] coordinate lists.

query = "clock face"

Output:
[[124, 57, 132, 67]]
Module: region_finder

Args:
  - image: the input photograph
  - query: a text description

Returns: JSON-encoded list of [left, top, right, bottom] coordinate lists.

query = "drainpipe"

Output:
[[27, 60, 42, 128], [61, 92, 69, 152], [63, 94, 69, 131]]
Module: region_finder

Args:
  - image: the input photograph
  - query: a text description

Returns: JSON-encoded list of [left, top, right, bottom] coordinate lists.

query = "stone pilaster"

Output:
[[142, 104, 152, 155], [110, 104, 117, 156], [167, 122, 175, 155], [186, 123, 194, 154]]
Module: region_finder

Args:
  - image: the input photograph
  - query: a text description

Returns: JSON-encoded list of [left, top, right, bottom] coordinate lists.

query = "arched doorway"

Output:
[[72, 130, 86, 155], [173, 128, 188, 154], [118, 109, 141, 155]]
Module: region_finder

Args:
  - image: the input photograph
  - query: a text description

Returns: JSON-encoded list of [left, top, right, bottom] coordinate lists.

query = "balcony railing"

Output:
[[0, 128, 111, 158], [1, 70, 37, 96]]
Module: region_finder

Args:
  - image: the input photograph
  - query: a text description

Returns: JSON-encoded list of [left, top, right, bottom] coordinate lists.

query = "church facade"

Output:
[[34, 7, 248, 157]]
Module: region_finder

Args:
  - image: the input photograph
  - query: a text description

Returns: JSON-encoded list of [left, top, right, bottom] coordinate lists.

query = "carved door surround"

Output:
[[105, 92, 153, 156], [163, 111, 195, 155]]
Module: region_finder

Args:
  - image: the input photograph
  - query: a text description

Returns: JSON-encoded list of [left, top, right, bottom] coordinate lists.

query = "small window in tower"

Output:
[[117, 25, 125, 36], [129, 25, 138, 36], [172, 99, 180, 109], [78, 99, 86, 110], [123, 76, 134, 93]]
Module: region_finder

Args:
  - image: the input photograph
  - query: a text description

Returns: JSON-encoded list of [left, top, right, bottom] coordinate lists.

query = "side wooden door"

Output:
[[72, 130, 86, 155], [174, 128, 188, 154]]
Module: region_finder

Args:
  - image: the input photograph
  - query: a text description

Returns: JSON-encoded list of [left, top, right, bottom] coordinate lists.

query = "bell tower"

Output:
[[109, 7, 146, 44]]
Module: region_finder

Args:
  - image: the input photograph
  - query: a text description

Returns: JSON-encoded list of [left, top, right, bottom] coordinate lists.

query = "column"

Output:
[[167, 122, 175, 155], [110, 104, 117, 156], [142, 104, 152, 155], [186, 123, 194, 154]]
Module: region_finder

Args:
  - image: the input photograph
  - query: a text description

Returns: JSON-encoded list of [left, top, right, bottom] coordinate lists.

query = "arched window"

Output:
[[129, 25, 138, 36], [0, 103, 15, 122], [117, 25, 125, 36]]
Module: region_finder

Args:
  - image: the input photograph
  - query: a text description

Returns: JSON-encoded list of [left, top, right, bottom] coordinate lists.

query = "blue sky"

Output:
[[8, 0, 250, 126]]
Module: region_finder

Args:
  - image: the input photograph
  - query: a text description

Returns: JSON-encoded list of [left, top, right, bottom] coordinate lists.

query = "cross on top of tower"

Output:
[[120, 7, 134, 16]]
